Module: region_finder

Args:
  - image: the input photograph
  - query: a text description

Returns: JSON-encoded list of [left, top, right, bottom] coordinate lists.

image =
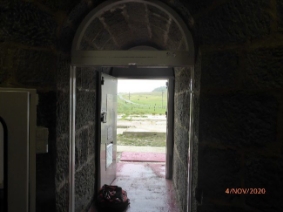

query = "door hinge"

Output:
[[101, 112, 107, 123], [166, 82, 168, 88], [101, 77, 104, 85]]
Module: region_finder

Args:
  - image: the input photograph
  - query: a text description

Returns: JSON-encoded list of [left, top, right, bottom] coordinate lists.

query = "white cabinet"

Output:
[[0, 88, 37, 212]]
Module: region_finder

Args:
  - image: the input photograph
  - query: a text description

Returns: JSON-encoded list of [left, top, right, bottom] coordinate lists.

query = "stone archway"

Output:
[[69, 1, 198, 211]]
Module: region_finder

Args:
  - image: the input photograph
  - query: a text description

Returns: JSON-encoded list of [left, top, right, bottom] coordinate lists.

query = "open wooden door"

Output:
[[100, 73, 118, 187]]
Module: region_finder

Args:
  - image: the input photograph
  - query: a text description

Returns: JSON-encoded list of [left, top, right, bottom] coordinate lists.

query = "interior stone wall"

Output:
[[173, 67, 192, 212], [74, 67, 96, 212], [2, 0, 282, 212], [191, 53, 201, 212], [0, 1, 58, 211], [0, 0, 95, 211], [187, 0, 283, 211], [56, 2, 96, 211]]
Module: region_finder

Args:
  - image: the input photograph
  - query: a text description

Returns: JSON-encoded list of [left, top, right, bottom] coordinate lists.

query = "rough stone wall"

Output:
[[173, 67, 192, 212], [56, 54, 71, 211], [191, 53, 201, 212], [0, 1, 58, 211], [173, 59, 201, 212], [74, 67, 96, 212], [56, 1, 95, 211], [186, 0, 283, 211], [0, 0, 95, 211]]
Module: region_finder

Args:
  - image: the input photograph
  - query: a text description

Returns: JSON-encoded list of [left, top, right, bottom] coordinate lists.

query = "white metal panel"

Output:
[[0, 91, 29, 212], [100, 73, 117, 187], [0, 122, 3, 189], [0, 88, 37, 212]]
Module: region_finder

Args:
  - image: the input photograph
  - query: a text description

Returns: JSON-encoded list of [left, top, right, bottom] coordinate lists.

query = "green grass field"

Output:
[[117, 133, 166, 146], [118, 92, 168, 116]]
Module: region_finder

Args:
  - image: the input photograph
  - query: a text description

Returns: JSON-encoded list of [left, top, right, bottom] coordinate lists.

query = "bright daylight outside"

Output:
[[116, 79, 167, 166]]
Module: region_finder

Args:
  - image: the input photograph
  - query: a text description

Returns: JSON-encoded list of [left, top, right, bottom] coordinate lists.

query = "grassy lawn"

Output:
[[117, 133, 166, 147], [118, 92, 167, 116], [117, 92, 167, 147]]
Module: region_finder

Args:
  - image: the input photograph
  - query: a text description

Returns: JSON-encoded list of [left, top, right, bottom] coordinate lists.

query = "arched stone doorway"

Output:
[[70, 1, 197, 211]]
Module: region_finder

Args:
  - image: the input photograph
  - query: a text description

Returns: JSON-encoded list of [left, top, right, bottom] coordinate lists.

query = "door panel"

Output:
[[166, 79, 174, 179], [100, 73, 117, 187], [0, 91, 30, 212]]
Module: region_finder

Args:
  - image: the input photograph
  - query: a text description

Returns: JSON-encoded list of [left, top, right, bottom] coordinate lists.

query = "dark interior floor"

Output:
[[89, 162, 179, 212]]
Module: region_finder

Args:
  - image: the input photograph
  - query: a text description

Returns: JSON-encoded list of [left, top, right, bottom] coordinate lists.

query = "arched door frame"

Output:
[[71, 0, 195, 67], [69, 1, 195, 212]]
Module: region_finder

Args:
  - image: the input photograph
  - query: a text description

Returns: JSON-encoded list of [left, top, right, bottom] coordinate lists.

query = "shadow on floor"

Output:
[[89, 162, 179, 212]]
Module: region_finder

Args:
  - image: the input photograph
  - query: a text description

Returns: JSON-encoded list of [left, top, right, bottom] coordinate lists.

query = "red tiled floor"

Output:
[[120, 152, 166, 162], [89, 162, 179, 212]]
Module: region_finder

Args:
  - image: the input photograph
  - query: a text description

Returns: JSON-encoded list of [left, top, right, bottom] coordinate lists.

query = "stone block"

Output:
[[196, 0, 270, 44], [147, 4, 169, 20], [88, 123, 95, 155], [56, 91, 69, 135], [57, 56, 71, 91], [194, 53, 201, 92], [168, 20, 182, 44], [166, 38, 180, 50], [198, 147, 241, 202], [55, 136, 69, 184], [150, 26, 167, 49], [278, 0, 283, 32], [56, 182, 69, 212], [75, 128, 89, 167], [100, 35, 120, 50], [199, 93, 278, 148], [175, 67, 192, 93], [182, 0, 214, 15], [66, 2, 89, 28], [83, 27, 112, 50], [15, 49, 56, 87], [193, 94, 200, 134], [244, 155, 283, 212], [0, 1, 57, 46], [83, 17, 104, 42], [77, 67, 97, 90], [201, 51, 239, 89], [58, 26, 76, 52], [75, 90, 96, 129], [173, 150, 188, 212], [244, 47, 283, 89], [174, 125, 189, 164], [126, 2, 149, 37], [79, 38, 96, 51], [75, 162, 95, 212], [148, 12, 168, 32], [59, 1, 91, 50], [174, 91, 190, 128], [126, 2, 146, 20], [37, 0, 79, 11]]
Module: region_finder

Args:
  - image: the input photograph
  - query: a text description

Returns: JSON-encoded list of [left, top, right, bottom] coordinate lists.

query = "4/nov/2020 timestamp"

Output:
[[225, 188, 266, 195]]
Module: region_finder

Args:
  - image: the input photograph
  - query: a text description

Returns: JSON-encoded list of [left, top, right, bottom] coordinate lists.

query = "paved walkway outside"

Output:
[[117, 145, 166, 153]]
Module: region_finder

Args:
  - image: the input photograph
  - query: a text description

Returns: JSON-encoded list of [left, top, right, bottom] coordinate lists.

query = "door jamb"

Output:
[[166, 77, 174, 179], [95, 70, 102, 195], [69, 66, 76, 212]]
